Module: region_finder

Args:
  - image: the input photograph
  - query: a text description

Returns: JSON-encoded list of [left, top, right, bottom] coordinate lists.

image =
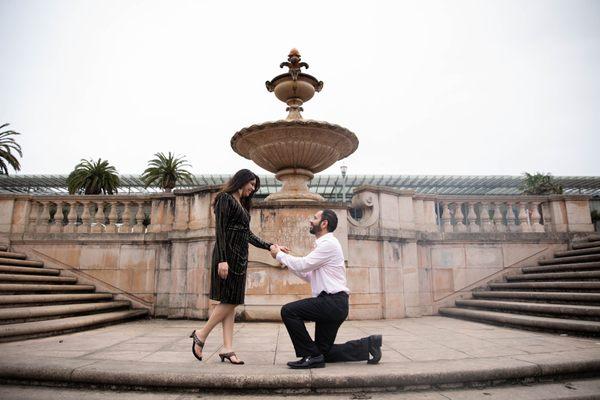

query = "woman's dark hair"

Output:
[[219, 169, 260, 211], [321, 209, 338, 232]]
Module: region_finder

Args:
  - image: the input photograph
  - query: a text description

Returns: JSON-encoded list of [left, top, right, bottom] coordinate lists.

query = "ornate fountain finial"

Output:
[[265, 49, 324, 120], [279, 48, 309, 81]]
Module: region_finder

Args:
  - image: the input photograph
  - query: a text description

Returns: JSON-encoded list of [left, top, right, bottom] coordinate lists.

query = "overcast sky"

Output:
[[1, 0, 599, 177]]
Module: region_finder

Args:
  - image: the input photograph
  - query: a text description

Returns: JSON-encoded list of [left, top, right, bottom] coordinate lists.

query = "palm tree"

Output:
[[67, 158, 120, 195], [141, 152, 193, 192], [0, 123, 23, 174], [520, 172, 563, 195]]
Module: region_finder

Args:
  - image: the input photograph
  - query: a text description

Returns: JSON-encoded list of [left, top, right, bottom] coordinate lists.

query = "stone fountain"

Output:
[[231, 49, 359, 201]]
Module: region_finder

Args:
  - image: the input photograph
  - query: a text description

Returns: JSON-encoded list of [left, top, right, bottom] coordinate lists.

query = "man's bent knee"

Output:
[[281, 304, 292, 320]]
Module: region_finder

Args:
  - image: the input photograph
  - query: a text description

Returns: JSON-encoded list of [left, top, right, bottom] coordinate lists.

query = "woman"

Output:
[[190, 169, 278, 365]]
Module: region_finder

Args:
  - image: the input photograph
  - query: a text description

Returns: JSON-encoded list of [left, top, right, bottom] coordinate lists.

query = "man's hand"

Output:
[[218, 261, 229, 279], [279, 245, 290, 254], [270, 244, 280, 259]]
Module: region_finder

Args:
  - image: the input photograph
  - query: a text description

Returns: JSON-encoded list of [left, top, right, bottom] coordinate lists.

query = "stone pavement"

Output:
[[0, 317, 599, 393]]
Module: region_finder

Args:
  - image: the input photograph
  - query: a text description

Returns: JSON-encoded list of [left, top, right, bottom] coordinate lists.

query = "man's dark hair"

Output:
[[321, 209, 338, 232]]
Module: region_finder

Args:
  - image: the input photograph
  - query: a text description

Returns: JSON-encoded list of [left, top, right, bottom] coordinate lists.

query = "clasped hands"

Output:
[[217, 244, 290, 279], [270, 244, 290, 259]]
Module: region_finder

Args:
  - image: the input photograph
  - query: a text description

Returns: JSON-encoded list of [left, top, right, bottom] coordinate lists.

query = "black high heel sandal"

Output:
[[219, 352, 244, 365], [189, 330, 205, 361]]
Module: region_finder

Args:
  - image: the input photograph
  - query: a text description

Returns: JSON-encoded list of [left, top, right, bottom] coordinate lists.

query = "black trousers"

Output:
[[280, 291, 370, 362]]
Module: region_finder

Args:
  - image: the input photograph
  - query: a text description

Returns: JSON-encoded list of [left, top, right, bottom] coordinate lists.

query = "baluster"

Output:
[[37, 201, 51, 233], [91, 202, 105, 233], [78, 201, 91, 233], [104, 201, 118, 233], [441, 203, 452, 232], [480, 202, 493, 232], [119, 202, 133, 233], [467, 202, 479, 233], [506, 202, 517, 232], [27, 201, 40, 233], [453, 202, 466, 232], [132, 201, 146, 233], [50, 202, 64, 233], [530, 202, 544, 232], [518, 202, 531, 233], [63, 201, 77, 233], [493, 202, 505, 232]]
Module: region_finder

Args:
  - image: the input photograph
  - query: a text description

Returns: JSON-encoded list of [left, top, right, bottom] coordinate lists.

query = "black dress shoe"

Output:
[[287, 354, 325, 369], [367, 335, 382, 364]]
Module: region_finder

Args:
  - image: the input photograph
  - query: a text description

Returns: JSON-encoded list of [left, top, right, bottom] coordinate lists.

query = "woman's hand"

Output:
[[218, 261, 229, 279]]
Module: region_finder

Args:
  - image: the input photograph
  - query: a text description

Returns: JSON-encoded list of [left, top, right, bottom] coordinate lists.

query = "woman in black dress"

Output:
[[190, 169, 281, 365]]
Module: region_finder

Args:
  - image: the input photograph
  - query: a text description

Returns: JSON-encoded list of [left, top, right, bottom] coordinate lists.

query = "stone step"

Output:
[[0, 273, 77, 284], [571, 240, 600, 250], [439, 307, 600, 334], [0, 245, 7, 252], [0, 283, 95, 293], [522, 261, 600, 274], [455, 299, 600, 319], [489, 281, 600, 291], [0, 251, 27, 260], [0, 293, 114, 306], [0, 258, 44, 268], [0, 265, 60, 276], [0, 309, 148, 339], [507, 270, 600, 282], [555, 246, 600, 258], [0, 300, 130, 321], [538, 253, 600, 266], [473, 290, 600, 303]]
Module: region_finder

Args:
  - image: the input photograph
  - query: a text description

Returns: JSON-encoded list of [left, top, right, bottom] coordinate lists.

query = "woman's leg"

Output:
[[221, 306, 242, 362], [194, 303, 235, 356]]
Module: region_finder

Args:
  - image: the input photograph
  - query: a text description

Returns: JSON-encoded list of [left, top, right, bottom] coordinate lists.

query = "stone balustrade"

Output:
[[2, 194, 176, 235], [434, 196, 547, 233], [347, 186, 594, 236]]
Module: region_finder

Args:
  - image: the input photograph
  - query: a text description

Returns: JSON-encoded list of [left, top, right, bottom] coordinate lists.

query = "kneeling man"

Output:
[[270, 209, 382, 369]]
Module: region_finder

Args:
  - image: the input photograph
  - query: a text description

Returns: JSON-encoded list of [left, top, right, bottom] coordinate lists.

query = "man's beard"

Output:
[[309, 224, 317, 235]]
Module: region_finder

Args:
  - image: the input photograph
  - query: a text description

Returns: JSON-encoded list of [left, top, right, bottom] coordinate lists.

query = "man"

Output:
[[270, 209, 382, 369]]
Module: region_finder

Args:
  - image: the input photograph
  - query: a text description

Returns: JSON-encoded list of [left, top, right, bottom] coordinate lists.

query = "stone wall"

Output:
[[0, 187, 594, 320]]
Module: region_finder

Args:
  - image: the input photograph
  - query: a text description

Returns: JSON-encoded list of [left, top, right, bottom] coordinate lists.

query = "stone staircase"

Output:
[[440, 234, 600, 335], [0, 245, 148, 342]]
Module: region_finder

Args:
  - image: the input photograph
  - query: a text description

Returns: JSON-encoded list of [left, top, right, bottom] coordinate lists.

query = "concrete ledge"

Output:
[[0, 350, 599, 391]]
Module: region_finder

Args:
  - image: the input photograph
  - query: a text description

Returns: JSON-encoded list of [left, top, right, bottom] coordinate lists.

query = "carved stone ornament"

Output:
[[347, 191, 379, 227]]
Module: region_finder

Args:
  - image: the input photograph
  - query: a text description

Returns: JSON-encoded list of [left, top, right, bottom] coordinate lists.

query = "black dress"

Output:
[[209, 192, 272, 305]]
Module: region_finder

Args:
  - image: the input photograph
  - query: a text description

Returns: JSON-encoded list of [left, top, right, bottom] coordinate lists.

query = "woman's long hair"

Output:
[[218, 169, 261, 212]]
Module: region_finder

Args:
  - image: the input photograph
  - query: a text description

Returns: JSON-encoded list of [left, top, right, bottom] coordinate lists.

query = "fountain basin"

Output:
[[231, 119, 358, 201]]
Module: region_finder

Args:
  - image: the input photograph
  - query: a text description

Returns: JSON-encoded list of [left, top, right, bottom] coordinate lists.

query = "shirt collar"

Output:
[[316, 232, 333, 244]]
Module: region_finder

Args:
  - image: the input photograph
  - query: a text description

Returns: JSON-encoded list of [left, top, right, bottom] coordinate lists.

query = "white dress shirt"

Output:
[[276, 232, 350, 297]]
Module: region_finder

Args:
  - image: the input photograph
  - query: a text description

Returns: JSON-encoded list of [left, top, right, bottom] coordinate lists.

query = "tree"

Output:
[[141, 152, 193, 192], [0, 123, 23, 174], [520, 172, 563, 195], [67, 158, 120, 195]]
